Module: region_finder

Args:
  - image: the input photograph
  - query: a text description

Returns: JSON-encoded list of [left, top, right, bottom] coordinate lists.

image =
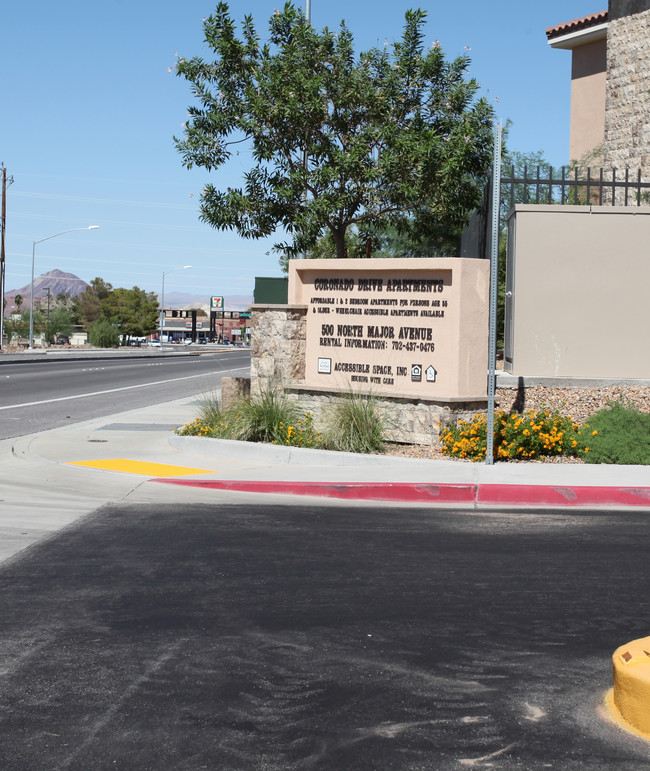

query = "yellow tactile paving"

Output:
[[68, 458, 214, 477]]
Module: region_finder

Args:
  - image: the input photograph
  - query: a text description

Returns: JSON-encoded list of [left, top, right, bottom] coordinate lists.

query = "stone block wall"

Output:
[[284, 388, 486, 446], [221, 377, 251, 410], [605, 4, 650, 168], [250, 304, 307, 396]]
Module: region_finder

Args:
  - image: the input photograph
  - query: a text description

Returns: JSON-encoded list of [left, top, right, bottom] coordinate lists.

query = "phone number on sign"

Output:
[[392, 341, 435, 353]]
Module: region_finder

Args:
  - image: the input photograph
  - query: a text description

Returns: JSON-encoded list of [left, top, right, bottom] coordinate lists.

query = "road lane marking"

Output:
[[0, 366, 250, 411], [69, 458, 215, 477]]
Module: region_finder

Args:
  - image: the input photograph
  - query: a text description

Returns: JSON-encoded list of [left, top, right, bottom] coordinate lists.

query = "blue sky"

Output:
[[3, 0, 602, 300]]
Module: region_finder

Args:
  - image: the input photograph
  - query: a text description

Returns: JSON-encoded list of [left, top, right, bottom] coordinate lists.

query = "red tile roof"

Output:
[[546, 10, 608, 40]]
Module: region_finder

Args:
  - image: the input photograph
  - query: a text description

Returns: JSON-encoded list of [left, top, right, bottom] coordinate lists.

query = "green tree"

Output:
[[101, 286, 159, 338], [78, 277, 113, 325], [88, 319, 119, 348], [54, 292, 81, 322], [294, 222, 459, 270], [5, 311, 29, 342], [13, 294, 23, 312], [500, 147, 557, 216], [46, 308, 74, 343], [175, 3, 495, 260]]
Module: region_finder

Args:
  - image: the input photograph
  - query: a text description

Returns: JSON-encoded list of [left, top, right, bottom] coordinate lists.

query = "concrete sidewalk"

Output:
[[166, 432, 650, 507], [5, 347, 649, 510], [2, 392, 650, 564], [3, 393, 650, 524]]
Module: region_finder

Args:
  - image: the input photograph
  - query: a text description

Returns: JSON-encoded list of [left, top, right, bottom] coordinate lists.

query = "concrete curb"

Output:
[[496, 373, 650, 388], [169, 434, 446, 469], [154, 478, 650, 507]]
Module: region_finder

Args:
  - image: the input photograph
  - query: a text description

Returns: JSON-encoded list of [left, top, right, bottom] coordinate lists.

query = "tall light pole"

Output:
[[300, 0, 311, 260], [160, 265, 191, 346], [29, 226, 99, 350]]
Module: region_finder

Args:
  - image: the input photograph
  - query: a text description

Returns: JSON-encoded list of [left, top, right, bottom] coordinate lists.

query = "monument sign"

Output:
[[288, 258, 489, 400]]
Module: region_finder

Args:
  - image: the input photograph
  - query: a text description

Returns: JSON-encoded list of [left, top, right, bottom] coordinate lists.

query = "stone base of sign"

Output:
[[284, 386, 486, 446], [249, 303, 486, 446], [221, 377, 251, 410]]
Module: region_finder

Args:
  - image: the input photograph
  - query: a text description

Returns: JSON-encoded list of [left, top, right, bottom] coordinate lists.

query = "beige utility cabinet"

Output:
[[505, 204, 650, 379]]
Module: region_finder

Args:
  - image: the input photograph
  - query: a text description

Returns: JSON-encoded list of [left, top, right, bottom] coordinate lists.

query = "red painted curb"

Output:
[[477, 484, 650, 507], [154, 479, 476, 503], [154, 478, 650, 507]]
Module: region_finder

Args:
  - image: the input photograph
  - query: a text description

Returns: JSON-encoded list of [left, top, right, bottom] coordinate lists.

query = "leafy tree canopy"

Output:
[[46, 308, 74, 343], [78, 278, 159, 338], [101, 286, 159, 338], [302, 220, 461, 265], [78, 277, 114, 325], [175, 3, 495, 259]]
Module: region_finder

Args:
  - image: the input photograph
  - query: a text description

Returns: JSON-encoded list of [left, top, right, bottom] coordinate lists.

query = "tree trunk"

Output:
[[333, 228, 347, 259]]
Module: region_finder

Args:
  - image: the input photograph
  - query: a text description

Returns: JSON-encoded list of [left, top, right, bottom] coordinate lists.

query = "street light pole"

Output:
[[29, 226, 99, 350], [160, 265, 191, 346]]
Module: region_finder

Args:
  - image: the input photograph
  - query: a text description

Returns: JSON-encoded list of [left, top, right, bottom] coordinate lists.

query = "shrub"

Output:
[[274, 412, 323, 448], [441, 410, 582, 462], [176, 389, 323, 447], [178, 388, 388, 454], [196, 391, 223, 426], [577, 402, 650, 465], [224, 387, 301, 443], [323, 392, 385, 454], [175, 418, 218, 437], [89, 319, 119, 348]]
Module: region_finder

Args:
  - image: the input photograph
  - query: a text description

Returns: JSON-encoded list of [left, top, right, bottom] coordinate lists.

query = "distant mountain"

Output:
[[6, 270, 89, 310], [4, 271, 253, 314], [163, 291, 252, 312]]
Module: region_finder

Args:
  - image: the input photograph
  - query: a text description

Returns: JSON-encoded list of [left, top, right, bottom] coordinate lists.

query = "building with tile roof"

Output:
[[546, 11, 608, 163], [547, 1, 650, 168]]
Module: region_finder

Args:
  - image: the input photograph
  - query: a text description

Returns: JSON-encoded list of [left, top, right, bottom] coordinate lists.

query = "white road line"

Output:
[[0, 367, 250, 411]]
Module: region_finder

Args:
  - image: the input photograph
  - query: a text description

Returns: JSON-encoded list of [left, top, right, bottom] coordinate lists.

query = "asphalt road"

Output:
[[0, 502, 649, 769], [0, 350, 250, 439]]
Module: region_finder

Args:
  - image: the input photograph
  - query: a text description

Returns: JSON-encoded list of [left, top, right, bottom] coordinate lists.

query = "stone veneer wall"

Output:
[[250, 305, 308, 396], [284, 388, 486, 446], [604, 3, 650, 168], [250, 305, 485, 447]]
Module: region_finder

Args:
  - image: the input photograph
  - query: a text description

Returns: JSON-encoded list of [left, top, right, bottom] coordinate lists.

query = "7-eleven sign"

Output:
[[210, 296, 224, 310]]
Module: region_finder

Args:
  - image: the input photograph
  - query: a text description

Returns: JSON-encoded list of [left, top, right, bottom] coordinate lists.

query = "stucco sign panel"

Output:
[[288, 258, 489, 400]]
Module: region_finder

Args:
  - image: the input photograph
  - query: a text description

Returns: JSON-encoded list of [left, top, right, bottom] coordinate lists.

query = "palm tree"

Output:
[[14, 294, 23, 312]]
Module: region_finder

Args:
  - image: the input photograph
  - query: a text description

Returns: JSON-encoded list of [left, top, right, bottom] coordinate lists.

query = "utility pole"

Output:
[[46, 287, 51, 341], [0, 166, 13, 350]]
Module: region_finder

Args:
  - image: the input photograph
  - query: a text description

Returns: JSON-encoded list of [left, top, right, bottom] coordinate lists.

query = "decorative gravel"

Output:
[[384, 385, 650, 463]]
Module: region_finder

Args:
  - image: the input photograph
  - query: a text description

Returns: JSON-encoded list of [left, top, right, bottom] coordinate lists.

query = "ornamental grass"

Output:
[[175, 389, 322, 448]]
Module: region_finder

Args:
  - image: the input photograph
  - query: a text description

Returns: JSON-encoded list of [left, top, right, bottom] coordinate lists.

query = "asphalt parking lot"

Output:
[[1, 502, 649, 769]]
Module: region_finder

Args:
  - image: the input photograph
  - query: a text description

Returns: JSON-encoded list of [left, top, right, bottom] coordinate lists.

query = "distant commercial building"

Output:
[[160, 308, 251, 343]]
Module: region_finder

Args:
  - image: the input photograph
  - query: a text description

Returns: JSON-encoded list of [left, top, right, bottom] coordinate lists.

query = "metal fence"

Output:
[[501, 165, 650, 209], [460, 165, 650, 261]]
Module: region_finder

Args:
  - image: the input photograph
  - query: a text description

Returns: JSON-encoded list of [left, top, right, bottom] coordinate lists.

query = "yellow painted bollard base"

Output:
[[607, 636, 650, 740], [69, 458, 214, 477], [602, 688, 650, 742]]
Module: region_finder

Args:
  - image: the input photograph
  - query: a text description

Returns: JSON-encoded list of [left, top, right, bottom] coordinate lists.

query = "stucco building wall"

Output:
[[570, 39, 607, 162]]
